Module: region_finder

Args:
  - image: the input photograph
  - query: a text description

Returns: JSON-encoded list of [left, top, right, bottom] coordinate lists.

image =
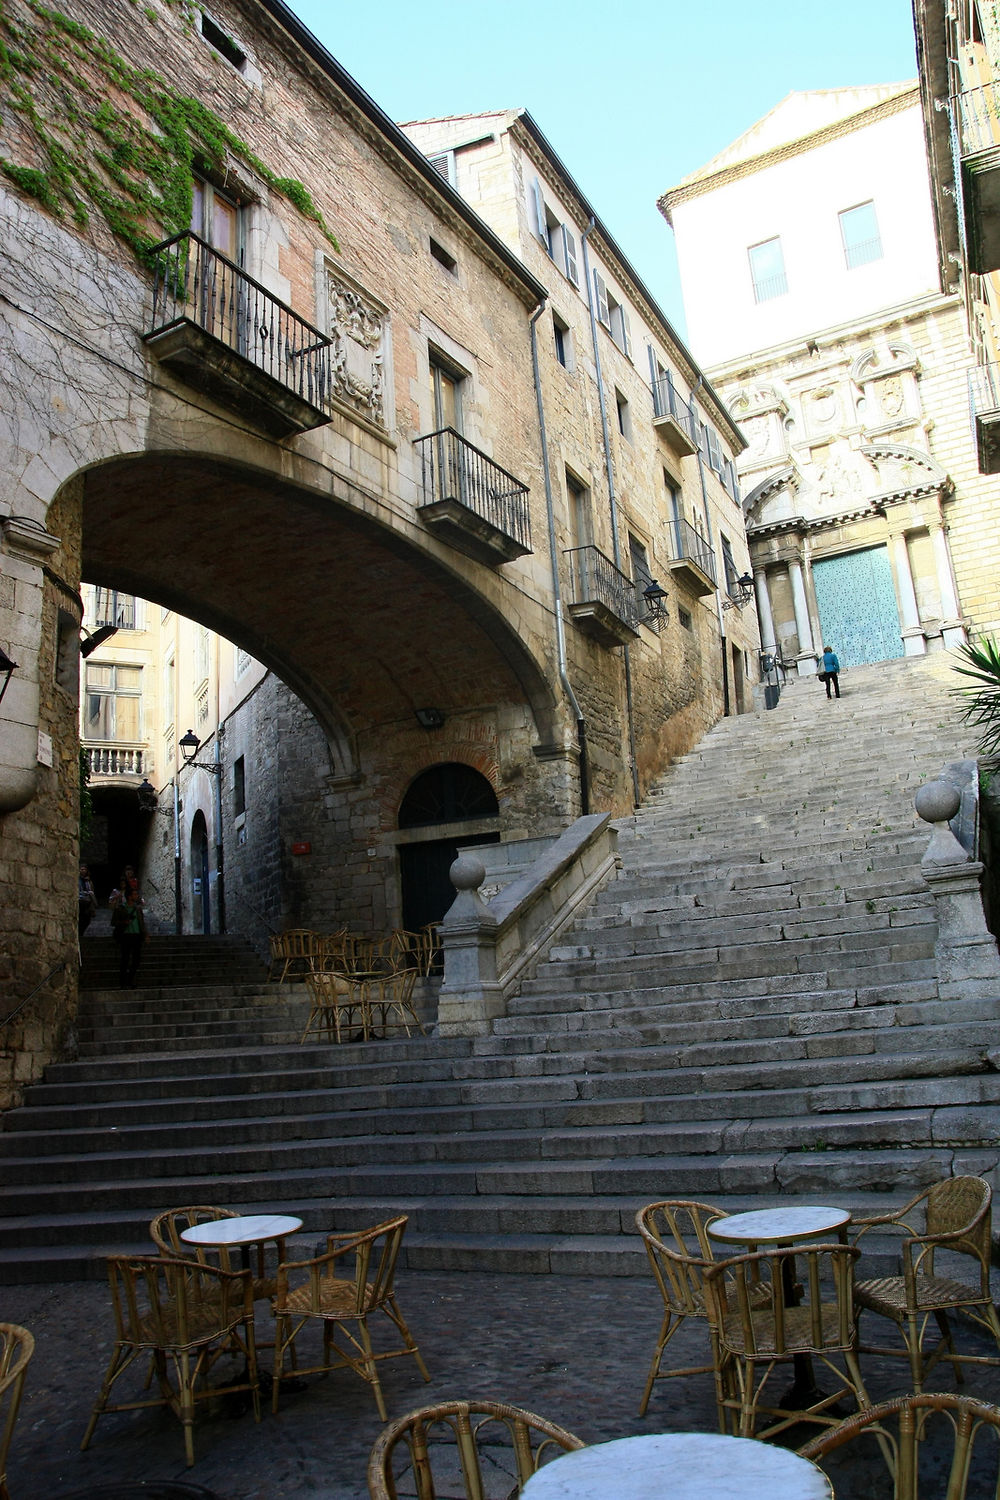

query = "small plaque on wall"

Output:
[[291, 841, 311, 855]]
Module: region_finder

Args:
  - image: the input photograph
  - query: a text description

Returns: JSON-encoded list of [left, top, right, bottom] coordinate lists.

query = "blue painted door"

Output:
[[812, 546, 902, 667]]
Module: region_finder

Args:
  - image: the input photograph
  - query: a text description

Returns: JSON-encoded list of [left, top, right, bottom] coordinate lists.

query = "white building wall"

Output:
[[671, 99, 942, 367]]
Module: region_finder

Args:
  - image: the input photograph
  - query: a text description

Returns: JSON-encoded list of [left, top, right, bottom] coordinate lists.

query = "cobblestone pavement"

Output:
[[6, 1270, 1000, 1498]]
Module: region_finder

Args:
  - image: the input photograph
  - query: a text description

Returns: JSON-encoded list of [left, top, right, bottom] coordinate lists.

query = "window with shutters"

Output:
[[427, 150, 457, 186], [85, 663, 142, 742], [552, 312, 572, 370], [530, 178, 580, 288], [593, 271, 632, 358]]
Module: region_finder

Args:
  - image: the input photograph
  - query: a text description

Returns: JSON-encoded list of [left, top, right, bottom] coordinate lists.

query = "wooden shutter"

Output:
[[562, 225, 579, 286], [531, 177, 549, 246], [594, 270, 611, 330]]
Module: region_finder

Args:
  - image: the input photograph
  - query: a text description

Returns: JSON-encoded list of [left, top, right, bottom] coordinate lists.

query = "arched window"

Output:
[[398, 763, 498, 828]]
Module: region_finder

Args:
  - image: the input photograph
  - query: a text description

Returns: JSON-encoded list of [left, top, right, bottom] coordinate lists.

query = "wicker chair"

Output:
[[271, 1214, 428, 1420], [800, 1392, 1000, 1499], [635, 1198, 740, 1419], [0, 1325, 33, 1500], [367, 1398, 585, 1500], [268, 928, 320, 982], [367, 968, 425, 1037], [301, 968, 372, 1043], [150, 1205, 288, 1302], [703, 1241, 870, 1442], [81, 1254, 259, 1467], [852, 1175, 1000, 1392]]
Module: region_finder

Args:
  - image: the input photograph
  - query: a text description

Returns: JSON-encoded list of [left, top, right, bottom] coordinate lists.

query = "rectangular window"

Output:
[[615, 389, 631, 441], [720, 534, 740, 595], [593, 271, 632, 356], [531, 179, 580, 287], [553, 312, 571, 369], [748, 237, 787, 302], [92, 588, 137, 630], [236, 647, 253, 678], [191, 176, 241, 261], [233, 754, 246, 818], [429, 354, 464, 432], [839, 201, 882, 269], [428, 150, 457, 186], [566, 471, 592, 549], [629, 533, 654, 597], [678, 606, 692, 630], [430, 238, 457, 275], [85, 663, 142, 742], [195, 625, 211, 686]]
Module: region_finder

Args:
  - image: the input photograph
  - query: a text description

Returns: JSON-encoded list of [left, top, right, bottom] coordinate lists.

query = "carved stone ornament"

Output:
[[325, 268, 387, 426], [808, 387, 838, 428]]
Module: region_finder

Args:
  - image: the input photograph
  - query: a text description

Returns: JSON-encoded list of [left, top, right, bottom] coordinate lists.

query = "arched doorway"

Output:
[[190, 812, 211, 935], [397, 763, 500, 936]]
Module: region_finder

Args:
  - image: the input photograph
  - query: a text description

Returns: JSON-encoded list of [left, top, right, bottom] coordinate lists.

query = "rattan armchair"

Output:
[[852, 1175, 1000, 1391], [800, 1392, 1000, 1499], [367, 968, 425, 1037], [703, 1241, 870, 1442], [150, 1205, 288, 1302], [367, 1398, 585, 1500], [0, 1325, 33, 1500], [271, 1214, 428, 1420], [301, 968, 372, 1043], [268, 928, 321, 982], [81, 1254, 260, 1467], [635, 1198, 741, 1419]]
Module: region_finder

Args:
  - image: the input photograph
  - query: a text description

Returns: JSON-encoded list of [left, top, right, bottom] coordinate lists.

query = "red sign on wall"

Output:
[[291, 841, 311, 855]]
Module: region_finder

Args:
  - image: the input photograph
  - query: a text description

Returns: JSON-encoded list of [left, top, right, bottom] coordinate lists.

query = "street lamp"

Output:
[[641, 580, 670, 624], [179, 729, 223, 774], [722, 573, 755, 611]]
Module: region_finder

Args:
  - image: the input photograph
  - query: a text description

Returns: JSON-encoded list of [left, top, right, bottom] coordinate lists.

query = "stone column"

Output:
[[753, 568, 776, 651], [788, 559, 816, 676], [929, 521, 966, 649], [437, 853, 503, 1036], [915, 780, 1000, 1000], [890, 531, 927, 657]]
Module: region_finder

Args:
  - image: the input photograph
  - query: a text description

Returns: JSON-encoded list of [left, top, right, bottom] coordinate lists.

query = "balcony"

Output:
[[91, 589, 136, 630], [143, 232, 333, 437], [564, 545, 639, 646], [651, 374, 697, 456], [953, 85, 1000, 273], [664, 519, 717, 596], [970, 363, 1000, 473], [84, 744, 146, 779], [414, 428, 531, 566]]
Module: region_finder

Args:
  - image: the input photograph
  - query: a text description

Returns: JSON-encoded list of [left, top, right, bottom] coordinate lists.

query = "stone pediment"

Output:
[[860, 442, 949, 503]]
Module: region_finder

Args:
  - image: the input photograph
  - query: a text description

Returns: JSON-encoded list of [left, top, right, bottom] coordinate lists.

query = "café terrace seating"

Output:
[[0, 1324, 33, 1500], [367, 1398, 585, 1500]]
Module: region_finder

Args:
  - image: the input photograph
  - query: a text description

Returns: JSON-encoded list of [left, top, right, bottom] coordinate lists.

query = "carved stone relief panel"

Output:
[[324, 263, 389, 428]]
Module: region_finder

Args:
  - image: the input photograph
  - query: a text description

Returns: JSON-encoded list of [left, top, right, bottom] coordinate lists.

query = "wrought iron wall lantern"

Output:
[[722, 573, 755, 611], [0, 646, 17, 707], [641, 580, 670, 624], [179, 729, 223, 774], [136, 778, 158, 814]]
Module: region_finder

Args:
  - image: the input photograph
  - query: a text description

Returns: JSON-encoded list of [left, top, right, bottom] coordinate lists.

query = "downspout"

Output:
[[581, 220, 641, 807], [173, 778, 183, 935], [690, 375, 731, 716], [529, 299, 589, 815]]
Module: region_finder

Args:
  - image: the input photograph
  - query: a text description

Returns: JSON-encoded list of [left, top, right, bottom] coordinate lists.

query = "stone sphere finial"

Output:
[[915, 780, 961, 826], [450, 854, 486, 892]]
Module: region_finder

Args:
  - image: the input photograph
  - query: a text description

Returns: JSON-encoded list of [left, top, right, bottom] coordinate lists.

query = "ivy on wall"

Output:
[[0, 0, 339, 262]]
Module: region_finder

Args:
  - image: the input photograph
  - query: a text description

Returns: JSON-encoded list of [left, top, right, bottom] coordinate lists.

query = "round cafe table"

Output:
[[179, 1212, 303, 1265], [707, 1206, 851, 1249], [519, 1432, 833, 1499]]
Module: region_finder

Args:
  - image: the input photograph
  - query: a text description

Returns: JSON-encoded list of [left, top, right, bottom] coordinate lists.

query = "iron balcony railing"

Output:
[[752, 271, 788, 303], [953, 83, 1000, 156], [844, 236, 883, 269], [564, 545, 639, 631], [415, 428, 531, 553], [970, 361, 1000, 417], [650, 373, 695, 443], [85, 744, 146, 777], [92, 588, 136, 630], [147, 231, 332, 411], [667, 518, 717, 586]]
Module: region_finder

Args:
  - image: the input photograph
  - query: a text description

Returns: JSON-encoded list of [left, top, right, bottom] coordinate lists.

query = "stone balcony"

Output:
[[142, 232, 333, 437], [564, 545, 639, 647], [414, 428, 531, 566], [969, 362, 1000, 474], [664, 518, 717, 596], [650, 373, 697, 456], [953, 84, 1000, 273]]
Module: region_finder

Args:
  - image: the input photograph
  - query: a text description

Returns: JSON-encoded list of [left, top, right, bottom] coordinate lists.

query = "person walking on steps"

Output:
[[820, 644, 840, 699]]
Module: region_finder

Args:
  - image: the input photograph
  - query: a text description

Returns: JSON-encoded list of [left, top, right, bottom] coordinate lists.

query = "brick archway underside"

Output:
[[78, 454, 558, 767]]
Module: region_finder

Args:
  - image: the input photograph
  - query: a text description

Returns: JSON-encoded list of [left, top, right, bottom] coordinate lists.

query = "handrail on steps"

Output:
[[0, 961, 67, 1030]]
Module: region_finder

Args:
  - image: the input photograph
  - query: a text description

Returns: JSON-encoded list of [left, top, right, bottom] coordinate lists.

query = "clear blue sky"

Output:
[[289, 0, 918, 336]]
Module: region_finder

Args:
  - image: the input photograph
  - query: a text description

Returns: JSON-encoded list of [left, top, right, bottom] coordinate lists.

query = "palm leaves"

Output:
[[952, 637, 1000, 754]]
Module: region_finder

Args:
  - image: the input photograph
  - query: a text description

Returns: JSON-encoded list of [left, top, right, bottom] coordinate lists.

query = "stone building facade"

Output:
[[661, 84, 1000, 675], [0, 0, 751, 1098]]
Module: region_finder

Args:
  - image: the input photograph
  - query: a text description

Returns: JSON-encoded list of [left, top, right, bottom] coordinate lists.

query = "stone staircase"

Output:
[[1, 653, 999, 1283]]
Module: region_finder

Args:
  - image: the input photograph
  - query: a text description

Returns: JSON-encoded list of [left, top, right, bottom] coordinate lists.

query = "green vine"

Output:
[[0, 0, 339, 262]]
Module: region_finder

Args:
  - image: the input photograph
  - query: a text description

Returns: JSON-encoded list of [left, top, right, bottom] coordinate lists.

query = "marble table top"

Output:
[[519, 1432, 833, 1499], [708, 1205, 850, 1245], [179, 1213, 303, 1248]]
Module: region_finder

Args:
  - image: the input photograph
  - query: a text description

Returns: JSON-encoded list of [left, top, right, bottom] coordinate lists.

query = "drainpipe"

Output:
[[173, 778, 183, 935], [581, 220, 641, 808], [529, 299, 589, 815]]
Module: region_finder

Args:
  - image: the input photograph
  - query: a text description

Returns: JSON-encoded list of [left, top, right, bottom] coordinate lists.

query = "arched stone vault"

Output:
[[76, 452, 560, 776]]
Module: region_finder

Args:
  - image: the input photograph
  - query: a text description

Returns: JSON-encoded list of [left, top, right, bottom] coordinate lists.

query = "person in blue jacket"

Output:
[[821, 644, 840, 699]]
